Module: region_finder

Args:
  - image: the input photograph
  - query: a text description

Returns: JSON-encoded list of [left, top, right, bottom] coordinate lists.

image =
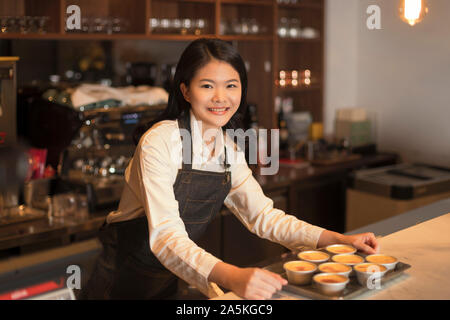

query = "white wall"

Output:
[[325, 0, 450, 166], [324, 0, 359, 136]]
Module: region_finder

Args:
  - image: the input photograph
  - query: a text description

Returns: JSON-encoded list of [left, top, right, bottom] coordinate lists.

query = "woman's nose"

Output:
[[212, 88, 226, 103]]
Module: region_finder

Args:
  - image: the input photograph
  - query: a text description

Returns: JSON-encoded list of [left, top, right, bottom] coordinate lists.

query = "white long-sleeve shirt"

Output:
[[106, 110, 325, 298]]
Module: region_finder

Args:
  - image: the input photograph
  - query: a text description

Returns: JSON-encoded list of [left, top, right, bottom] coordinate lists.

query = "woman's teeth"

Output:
[[208, 107, 229, 112]]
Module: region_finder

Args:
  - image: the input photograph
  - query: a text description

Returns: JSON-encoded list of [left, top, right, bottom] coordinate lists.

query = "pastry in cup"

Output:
[[354, 263, 388, 287], [283, 260, 317, 285], [325, 244, 357, 255], [365, 254, 398, 271], [318, 262, 352, 277], [298, 250, 330, 264], [313, 273, 349, 296], [331, 254, 365, 276]]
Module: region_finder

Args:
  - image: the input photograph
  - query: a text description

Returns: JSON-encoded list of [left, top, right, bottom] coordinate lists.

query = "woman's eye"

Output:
[[227, 84, 238, 88], [201, 84, 212, 88]]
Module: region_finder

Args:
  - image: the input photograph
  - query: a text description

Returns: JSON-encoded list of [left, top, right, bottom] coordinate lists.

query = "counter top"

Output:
[[0, 211, 107, 252], [356, 212, 450, 300], [213, 198, 450, 300], [254, 153, 397, 190]]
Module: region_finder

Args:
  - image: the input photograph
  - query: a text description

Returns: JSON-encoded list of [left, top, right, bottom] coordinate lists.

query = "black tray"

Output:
[[264, 251, 411, 300]]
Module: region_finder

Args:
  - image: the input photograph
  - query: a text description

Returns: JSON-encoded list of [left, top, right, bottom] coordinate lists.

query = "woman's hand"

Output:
[[317, 230, 380, 255], [341, 232, 380, 255], [209, 262, 287, 300]]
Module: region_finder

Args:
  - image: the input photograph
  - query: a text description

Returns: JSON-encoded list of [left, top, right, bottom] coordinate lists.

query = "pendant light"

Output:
[[399, 0, 429, 26]]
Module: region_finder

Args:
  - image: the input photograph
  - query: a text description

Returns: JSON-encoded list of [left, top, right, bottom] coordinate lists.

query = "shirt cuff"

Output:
[[303, 225, 327, 250], [196, 256, 224, 298]]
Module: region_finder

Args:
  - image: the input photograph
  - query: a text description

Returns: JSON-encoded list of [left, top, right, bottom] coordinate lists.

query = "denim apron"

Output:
[[79, 112, 231, 299]]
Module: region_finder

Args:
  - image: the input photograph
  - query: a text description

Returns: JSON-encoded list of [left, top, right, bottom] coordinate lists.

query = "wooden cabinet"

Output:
[[0, 0, 325, 130], [289, 171, 347, 233]]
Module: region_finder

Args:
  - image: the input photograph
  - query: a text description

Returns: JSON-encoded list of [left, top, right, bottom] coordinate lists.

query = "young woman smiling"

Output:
[[80, 38, 379, 300]]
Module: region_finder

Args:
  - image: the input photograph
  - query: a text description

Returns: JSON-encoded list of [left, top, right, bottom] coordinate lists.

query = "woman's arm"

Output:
[[225, 147, 380, 255]]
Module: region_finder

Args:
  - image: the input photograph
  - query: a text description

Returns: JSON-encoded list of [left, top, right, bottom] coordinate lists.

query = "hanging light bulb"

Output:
[[399, 0, 429, 26]]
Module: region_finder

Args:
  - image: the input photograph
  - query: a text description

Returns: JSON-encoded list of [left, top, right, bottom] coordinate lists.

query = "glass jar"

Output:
[[278, 17, 288, 38]]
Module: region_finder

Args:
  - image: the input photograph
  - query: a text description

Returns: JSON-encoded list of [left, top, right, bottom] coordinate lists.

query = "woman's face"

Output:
[[180, 59, 242, 135]]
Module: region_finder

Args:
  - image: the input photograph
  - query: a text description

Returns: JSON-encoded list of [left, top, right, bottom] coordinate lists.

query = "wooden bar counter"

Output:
[[0, 153, 397, 260]]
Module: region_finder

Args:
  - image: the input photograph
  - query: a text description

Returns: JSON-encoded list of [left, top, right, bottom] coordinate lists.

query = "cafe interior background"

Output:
[[0, 0, 449, 300]]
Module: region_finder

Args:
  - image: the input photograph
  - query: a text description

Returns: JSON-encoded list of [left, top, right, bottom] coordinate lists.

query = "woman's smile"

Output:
[[207, 106, 231, 115]]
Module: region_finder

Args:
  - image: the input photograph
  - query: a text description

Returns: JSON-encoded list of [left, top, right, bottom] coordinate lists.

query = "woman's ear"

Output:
[[180, 83, 190, 103]]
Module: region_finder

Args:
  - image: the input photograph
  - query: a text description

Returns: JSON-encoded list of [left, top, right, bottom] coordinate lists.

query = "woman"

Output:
[[80, 38, 379, 300]]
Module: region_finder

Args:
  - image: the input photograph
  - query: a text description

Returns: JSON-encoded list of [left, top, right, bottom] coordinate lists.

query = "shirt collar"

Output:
[[189, 109, 225, 165]]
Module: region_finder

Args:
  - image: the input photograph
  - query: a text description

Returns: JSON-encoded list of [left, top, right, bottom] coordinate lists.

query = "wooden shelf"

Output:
[[219, 34, 273, 41], [277, 37, 321, 43], [175, 0, 216, 3], [147, 33, 217, 40], [276, 84, 322, 92], [0, 0, 325, 129], [0, 33, 65, 40], [221, 0, 273, 6], [277, 2, 323, 10], [0, 33, 276, 41]]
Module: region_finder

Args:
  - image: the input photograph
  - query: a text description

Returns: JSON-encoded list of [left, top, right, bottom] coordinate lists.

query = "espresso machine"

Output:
[[57, 102, 165, 211]]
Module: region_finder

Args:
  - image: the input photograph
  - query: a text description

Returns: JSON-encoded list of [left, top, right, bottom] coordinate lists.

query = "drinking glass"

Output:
[[194, 19, 206, 35], [278, 17, 288, 38], [160, 18, 170, 34], [172, 18, 182, 34], [180, 18, 192, 35], [52, 194, 70, 221], [81, 17, 90, 33], [149, 18, 159, 33], [38, 16, 50, 34], [289, 18, 301, 38], [219, 19, 229, 35], [76, 194, 89, 221], [0, 17, 8, 33], [93, 17, 106, 33], [241, 18, 250, 35], [231, 18, 242, 35], [18, 16, 28, 33], [249, 18, 259, 34]]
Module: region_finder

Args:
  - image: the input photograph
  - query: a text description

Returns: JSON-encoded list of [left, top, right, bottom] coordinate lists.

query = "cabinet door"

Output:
[[290, 173, 347, 234]]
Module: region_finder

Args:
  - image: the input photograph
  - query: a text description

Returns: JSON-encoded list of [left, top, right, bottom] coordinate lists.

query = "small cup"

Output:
[[331, 254, 365, 276], [318, 262, 352, 278], [354, 263, 388, 287], [283, 260, 317, 285], [325, 244, 357, 255], [298, 250, 330, 264], [365, 254, 398, 271], [313, 273, 349, 296]]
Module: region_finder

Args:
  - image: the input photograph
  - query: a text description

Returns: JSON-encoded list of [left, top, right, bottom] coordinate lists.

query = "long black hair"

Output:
[[133, 38, 248, 145]]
